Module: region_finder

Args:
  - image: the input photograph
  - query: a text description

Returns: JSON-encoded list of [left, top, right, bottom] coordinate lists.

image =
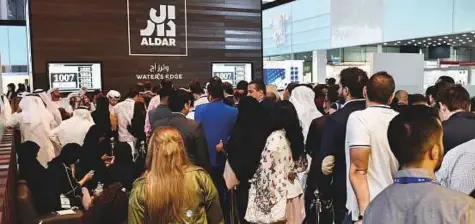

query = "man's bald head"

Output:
[[395, 90, 409, 105], [366, 71, 395, 105]]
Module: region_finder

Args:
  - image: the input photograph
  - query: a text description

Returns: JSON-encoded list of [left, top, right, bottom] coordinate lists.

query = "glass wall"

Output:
[[0, 25, 29, 93], [0, 0, 25, 20]]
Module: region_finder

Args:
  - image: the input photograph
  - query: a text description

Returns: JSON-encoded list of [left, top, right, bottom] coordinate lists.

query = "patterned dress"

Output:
[[245, 130, 304, 223]]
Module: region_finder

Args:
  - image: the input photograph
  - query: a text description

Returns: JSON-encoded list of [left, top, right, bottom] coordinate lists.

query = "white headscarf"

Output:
[[0, 95, 12, 121], [19, 96, 54, 129], [289, 86, 323, 142], [51, 108, 94, 146], [36, 89, 62, 127], [106, 90, 121, 100], [47, 87, 59, 99]]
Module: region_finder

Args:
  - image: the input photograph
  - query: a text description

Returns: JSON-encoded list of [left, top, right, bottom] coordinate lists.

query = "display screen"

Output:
[[264, 68, 286, 90], [211, 63, 252, 86], [48, 63, 102, 92]]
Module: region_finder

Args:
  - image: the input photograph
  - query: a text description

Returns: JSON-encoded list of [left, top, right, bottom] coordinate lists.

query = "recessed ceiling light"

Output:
[[427, 38, 432, 40], [460, 39, 464, 41], [443, 41, 446, 43], [383, 43, 387, 45], [418, 42, 422, 44], [438, 39, 442, 41], [448, 43, 451, 45], [463, 42, 466, 44], [444, 36, 449, 38], [463, 34, 467, 37], [470, 40, 473, 42], [438, 43, 442, 45], [397, 41, 401, 43], [423, 40, 426, 42], [412, 39, 415, 42], [449, 39, 453, 41], [456, 37, 459, 39]]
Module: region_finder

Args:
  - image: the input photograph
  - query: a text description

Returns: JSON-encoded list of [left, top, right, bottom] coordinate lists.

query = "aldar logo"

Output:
[[128, 0, 187, 56], [140, 6, 176, 47]]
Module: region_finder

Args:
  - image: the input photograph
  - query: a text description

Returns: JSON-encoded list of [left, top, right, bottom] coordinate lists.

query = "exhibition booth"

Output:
[[27, 0, 263, 93]]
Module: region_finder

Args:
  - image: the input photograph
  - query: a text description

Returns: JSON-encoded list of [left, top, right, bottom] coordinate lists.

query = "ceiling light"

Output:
[[427, 38, 432, 40], [463, 34, 467, 37], [463, 42, 466, 44], [418, 42, 422, 44], [383, 43, 387, 45], [456, 36, 459, 39], [471, 32, 475, 34], [397, 41, 401, 43], [449, 39, 453, 41], [448, 43, 451, 45], [444, 36, 448, 38], [460, 39, 464, 41], [412, 39, 415, 42], [438, 38, 442, 41], [470, 40, 473, 42], [443, 41, 446, 43], [423, 40, 426, 42]]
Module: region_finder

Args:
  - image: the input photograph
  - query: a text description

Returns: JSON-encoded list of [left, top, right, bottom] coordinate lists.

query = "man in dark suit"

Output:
[[153, 89, 212, 173], [148, 84, 173, 128], [248, 79, 274, 113], [436, 84, 475, 154], [313, 68, 369, 224]]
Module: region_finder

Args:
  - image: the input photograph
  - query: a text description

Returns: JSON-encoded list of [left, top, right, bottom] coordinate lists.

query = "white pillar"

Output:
[[377, 44, 383, 53], [312, 50, 327, 84], [0, 0, 7, 20]]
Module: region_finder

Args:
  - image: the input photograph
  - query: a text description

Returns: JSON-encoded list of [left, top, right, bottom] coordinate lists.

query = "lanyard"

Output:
[[394, 177, 436, 184]]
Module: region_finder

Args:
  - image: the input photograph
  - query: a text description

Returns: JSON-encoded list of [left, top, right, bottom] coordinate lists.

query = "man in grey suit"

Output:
[[148, 81, 174, 131], [153, 89, 212, 173]]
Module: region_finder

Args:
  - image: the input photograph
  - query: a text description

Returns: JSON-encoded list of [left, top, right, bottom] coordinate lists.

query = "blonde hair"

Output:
[[144, 127, 191, 223], [266, 84, 281, 101]]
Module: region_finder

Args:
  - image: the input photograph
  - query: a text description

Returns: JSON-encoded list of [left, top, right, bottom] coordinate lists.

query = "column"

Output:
[[312, 50, 327, 84]]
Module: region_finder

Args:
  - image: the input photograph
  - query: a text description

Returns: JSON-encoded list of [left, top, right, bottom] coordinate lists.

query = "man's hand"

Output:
[[322, 155, 335, 175], [216, 140, 224, 152]]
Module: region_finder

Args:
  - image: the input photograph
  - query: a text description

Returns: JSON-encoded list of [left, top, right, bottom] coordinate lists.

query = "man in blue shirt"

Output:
[[195, 78, 238, 220]]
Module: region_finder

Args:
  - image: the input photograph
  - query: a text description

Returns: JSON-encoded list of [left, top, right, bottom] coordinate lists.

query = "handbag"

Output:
[[223, 160, 239, 190]]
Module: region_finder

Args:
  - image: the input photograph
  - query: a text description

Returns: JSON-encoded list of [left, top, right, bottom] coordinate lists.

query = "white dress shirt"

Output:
[[437, 138, 475, 194]]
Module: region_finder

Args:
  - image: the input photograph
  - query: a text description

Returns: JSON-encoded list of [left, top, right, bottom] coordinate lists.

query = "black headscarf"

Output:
[[17, 141, 42, 176], [77, 125, 109, 190], [269, 100, 305, 160], [105, 143, 135, 190], [91, 95, 111, 137], [226, 96, 268, 182], [49, 143, 82, 166]]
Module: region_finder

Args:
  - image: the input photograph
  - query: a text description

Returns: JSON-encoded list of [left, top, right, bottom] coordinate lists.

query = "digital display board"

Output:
[[48, 63, 102, 92], [211, 63, 252, 86]]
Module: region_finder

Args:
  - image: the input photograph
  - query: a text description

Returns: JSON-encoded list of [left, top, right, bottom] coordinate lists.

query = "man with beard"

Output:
[[344, 72, 399, 223], [313, 67, 368, 224], [364, 107, 475, 223]]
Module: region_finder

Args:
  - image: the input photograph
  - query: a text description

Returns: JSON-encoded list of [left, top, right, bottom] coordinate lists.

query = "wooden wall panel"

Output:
[[29, 0, 262, 92]]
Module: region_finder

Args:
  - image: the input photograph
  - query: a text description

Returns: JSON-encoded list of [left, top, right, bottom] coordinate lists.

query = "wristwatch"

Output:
[[358, 214, 364, 221]]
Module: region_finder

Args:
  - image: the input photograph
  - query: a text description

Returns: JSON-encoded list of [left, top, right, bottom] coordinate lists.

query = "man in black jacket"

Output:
[[153, 89, 212, 173], [314, 67, 368, 224], [436, 84, 475, 154]]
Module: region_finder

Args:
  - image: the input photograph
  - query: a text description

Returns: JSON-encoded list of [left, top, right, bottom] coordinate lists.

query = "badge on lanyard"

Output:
[[394, 177, 436, 184]]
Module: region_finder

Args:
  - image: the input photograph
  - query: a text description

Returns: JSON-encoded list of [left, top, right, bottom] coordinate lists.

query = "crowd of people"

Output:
[[5, 69, 475, 223]]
